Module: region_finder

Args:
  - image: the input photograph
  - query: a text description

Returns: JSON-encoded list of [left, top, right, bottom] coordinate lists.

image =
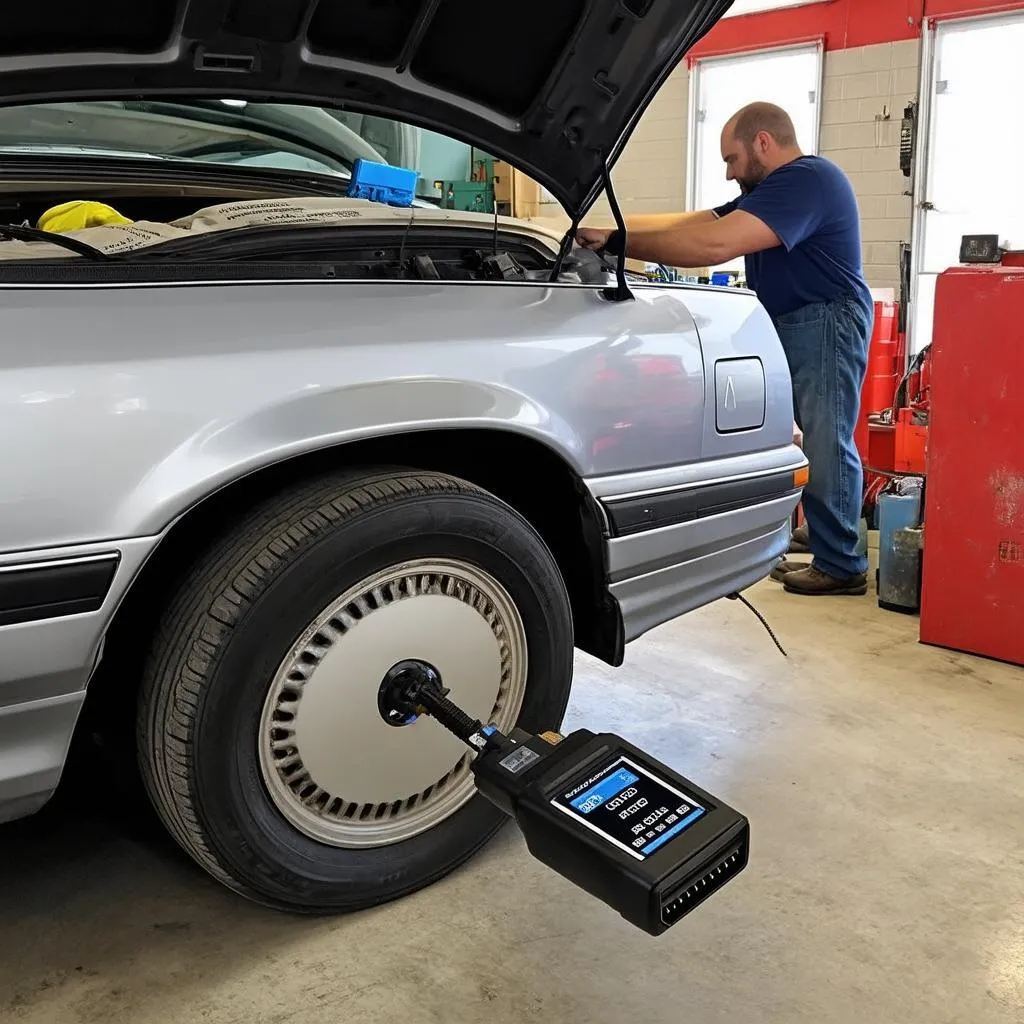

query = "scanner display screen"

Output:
[[552, 756, 706, 861]]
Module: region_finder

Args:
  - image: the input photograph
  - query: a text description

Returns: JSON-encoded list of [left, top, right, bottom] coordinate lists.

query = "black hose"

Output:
[[727, 592, 788, 657]]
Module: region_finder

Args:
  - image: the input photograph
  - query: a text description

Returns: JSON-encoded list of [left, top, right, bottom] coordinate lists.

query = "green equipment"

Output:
[[435, 154, 497, 213]]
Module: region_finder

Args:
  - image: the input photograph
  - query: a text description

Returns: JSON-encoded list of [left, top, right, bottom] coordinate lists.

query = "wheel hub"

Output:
[[257, 559, 528, 848], [377, 659, 445, 728]]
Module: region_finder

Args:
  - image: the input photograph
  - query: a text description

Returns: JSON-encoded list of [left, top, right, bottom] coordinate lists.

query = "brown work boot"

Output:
[[770, 558, 810, 582], [782, 564, 868, 596], [788, 522, 810, 553]]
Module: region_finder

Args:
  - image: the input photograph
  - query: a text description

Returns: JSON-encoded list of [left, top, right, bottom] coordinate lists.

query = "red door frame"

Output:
[[688, 0, 1024, 62]]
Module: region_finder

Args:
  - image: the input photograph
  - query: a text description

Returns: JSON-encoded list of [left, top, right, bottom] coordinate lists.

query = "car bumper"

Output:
[[0, 539, 156, 825], [608, 495, 797, 643], [586, 448, 807, 644], [0, 691, 86, 824]]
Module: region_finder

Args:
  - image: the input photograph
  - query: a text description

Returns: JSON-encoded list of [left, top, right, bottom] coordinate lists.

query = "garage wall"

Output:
[[595, 63, 690, 221], [819, 39, 920, 290]]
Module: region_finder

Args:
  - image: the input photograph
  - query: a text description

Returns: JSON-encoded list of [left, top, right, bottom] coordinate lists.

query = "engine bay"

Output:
[[0, 184, 616, 285]]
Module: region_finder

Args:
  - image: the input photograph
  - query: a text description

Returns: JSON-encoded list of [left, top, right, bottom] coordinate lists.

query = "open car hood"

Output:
[[0, 0, 733, 216]]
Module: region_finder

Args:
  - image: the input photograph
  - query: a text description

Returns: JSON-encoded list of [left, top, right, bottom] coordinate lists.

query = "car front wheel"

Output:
[[136, 467, 574, 912]]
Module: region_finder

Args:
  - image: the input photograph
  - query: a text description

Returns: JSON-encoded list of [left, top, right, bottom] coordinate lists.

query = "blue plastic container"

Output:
[[346, 159, 417, 207], [877, 486, 923, 612], [710, 271, 732, 287]]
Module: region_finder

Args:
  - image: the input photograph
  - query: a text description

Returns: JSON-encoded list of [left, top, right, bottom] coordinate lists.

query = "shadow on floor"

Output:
[[0, 741, 332, 1021]]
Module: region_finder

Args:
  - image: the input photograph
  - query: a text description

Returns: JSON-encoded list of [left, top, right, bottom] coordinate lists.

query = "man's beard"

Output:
[[737, 150, 768, 193]]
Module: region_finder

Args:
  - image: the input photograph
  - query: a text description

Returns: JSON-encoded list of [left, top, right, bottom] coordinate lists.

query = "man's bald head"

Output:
[[720, 101, 803, 194], [725, 102, 799, 149]]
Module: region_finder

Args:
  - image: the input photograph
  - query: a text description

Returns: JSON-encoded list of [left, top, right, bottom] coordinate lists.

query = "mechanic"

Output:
[[577, 101, 873, 597]]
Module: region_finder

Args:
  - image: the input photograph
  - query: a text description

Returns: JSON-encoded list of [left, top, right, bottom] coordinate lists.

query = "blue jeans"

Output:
[[773, 293, 873, 579]]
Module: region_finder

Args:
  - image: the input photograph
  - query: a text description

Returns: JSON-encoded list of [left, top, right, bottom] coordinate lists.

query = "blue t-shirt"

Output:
[[713, 155, 872, 320]]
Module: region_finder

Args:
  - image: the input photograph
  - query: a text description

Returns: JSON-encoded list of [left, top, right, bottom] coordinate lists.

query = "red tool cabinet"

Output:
[[919, 256, 1024, 666]]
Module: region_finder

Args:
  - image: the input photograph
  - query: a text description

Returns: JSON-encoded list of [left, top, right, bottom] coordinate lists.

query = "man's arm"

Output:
[[595, 162, 824, 267], [576, 210, 717, 251], [623, 210, 718, 231], [622, 210, 782, 268]]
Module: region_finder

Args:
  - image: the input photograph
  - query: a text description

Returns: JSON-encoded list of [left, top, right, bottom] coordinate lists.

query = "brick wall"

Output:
[[820, 39, 921, 290], [529, 40, 921, 292]]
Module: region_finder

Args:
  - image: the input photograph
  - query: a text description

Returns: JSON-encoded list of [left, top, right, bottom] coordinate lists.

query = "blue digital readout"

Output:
[[569, 767, 640, 815], [556, 757, 707, 861]]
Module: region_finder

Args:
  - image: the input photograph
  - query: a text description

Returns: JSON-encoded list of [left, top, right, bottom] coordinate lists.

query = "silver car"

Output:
[[0, 0, 805, 911]]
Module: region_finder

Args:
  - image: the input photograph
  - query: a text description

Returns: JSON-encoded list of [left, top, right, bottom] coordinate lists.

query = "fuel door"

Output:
[[714, 357, 766, 433], [680, 287, 795, 460]]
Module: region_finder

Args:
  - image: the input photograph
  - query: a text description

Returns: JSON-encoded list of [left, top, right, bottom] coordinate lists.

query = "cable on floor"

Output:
[[726, 591, 788, 658]]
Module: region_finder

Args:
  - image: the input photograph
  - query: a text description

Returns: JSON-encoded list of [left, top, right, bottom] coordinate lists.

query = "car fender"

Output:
[[113, 377, 588, 540]]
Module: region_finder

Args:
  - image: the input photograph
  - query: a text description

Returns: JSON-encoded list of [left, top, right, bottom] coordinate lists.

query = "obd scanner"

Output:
[[380, 660, 750, 936]]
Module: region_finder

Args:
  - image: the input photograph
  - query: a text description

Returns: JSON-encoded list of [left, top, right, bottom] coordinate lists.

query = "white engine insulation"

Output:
[[0, 196, 566, 260]]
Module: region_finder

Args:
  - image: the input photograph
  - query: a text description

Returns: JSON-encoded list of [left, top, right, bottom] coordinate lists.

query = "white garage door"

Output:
[[911, 10, 1024, 353]]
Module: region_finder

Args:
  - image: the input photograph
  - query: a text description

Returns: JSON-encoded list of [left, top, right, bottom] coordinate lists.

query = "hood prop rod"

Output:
[[548, 156, 633, 302], [550, 215, 581, 283], [600, 156, 633, 302]]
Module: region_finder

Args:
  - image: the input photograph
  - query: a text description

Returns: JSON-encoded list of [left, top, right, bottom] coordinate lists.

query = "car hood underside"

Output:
[[0, 0, 733, 216]]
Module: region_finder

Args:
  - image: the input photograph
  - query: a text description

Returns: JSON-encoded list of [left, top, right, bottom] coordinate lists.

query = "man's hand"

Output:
[[575, 227, 613, 251]]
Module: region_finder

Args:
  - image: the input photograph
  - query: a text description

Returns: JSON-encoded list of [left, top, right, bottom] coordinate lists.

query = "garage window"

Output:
[[687, 42, 824, 273], [910, 10, 1024, 353]]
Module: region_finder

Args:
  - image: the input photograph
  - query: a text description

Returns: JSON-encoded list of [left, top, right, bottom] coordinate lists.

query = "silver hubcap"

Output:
[[258, 558, 528, 847]]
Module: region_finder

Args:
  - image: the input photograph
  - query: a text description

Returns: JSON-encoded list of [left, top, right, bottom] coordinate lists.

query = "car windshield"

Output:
[[0, 99, 479, 202]]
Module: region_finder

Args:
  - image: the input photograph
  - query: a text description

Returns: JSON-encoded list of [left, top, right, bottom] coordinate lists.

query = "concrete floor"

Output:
[[2, 574, 1023, 1024]]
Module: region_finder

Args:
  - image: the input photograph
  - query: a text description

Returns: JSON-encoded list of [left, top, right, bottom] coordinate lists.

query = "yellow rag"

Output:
[[37, 200, 133, 233]]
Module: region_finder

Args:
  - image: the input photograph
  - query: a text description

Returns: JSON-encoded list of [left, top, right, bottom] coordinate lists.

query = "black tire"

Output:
[[136, 467, 574, 913]]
